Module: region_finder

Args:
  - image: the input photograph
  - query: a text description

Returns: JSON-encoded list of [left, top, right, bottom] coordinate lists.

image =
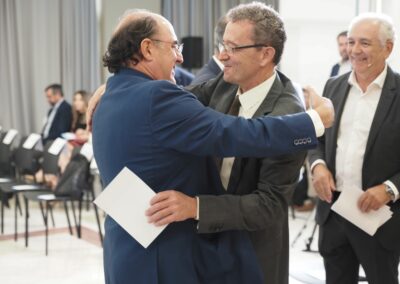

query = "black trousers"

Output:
[[319, 212, 399, 284]]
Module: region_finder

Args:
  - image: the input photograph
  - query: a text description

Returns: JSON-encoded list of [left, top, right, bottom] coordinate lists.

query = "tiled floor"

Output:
[[0, 200, 384, 284]]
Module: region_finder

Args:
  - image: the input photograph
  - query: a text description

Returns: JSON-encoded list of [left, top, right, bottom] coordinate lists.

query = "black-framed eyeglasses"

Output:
[[218, 42, 268, 55], [150, 39, 184, 54]]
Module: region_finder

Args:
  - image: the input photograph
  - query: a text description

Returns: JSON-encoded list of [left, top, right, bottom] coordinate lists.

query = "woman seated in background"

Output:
[[70, 90, 90, 144], [58, 90, 91, 173]]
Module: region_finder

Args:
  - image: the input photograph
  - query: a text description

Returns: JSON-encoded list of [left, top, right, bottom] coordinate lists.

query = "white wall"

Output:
[[280, 0, 400, 94]]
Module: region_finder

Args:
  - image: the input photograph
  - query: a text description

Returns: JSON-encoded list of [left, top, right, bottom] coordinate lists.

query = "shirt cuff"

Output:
[[306, 109, 325, 137], [310, 159, 326, 173], [195, 196, 199, 220], [384, 180, 399, 202]]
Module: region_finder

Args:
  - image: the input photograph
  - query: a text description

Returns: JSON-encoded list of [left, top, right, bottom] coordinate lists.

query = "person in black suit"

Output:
[[190, 15, 227, 85], [330, 30, 351, 77], [147, 3, 310, 284], [42, 84, 72, 144], [309, 13, 400, 284]]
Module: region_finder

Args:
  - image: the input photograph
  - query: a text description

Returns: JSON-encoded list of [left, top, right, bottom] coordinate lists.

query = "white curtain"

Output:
[[0, 0, 100, 135]]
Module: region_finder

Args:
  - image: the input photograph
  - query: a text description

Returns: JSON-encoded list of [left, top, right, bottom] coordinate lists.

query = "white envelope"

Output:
[[331, 186, 393, 236], [94, 167, 167, 248]]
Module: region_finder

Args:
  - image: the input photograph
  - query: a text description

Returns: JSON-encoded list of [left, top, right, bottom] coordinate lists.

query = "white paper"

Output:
[[80, 143, 93, 161], [37, 194, 56, 200], [48, 138, 67, 155], [61, 132, 76, 141], [22, 133, 42, 149], [94, 167, 167, 248], [2, 129, 18, 145], [331, 186, 393, 236]]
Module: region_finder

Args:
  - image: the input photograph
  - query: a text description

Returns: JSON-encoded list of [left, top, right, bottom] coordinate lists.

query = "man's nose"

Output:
[[176, 52, 184, 64]]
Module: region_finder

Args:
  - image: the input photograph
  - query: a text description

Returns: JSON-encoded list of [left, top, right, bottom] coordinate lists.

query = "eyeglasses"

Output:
[[150, 39, 184, 54], [218, 42, 268, 55]]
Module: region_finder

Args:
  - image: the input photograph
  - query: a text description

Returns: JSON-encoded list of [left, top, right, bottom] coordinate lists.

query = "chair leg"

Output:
[[70, 201, 78, 237], [1, 197, 4, 234], [63, 201, 73, 235], [14, 193, 18, 241], [24, 196, 29, 247], [39, 201, 46, 225], [49, 204, 55, 227], [90, 190, 103, 245], [45, 201, 49, 256], [17, 195, 22, 216], [78, 199, 82, 238]]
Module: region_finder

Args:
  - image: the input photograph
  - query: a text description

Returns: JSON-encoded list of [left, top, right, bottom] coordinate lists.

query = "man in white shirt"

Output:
[[309, 13, 400, 284], [330, 31, 351, 77]]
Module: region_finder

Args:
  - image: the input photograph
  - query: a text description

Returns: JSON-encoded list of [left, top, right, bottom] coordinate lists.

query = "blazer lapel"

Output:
[[364, 67, 397, 157], [227, 74, 283, 193]]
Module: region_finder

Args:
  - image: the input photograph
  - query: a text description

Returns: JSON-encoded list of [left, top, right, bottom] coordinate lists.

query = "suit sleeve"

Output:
[[150, 82, 318, 158]]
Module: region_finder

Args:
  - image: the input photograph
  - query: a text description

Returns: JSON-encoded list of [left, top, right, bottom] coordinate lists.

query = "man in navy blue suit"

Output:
[[41, 84, 72, 144], [91, 9, 333, 284]]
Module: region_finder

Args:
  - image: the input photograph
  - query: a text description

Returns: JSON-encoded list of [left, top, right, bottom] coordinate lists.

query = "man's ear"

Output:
[[141, 39, 155, 61], [260, 46, 276, 67]]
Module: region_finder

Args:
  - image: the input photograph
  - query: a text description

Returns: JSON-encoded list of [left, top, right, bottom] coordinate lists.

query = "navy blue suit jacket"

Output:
[[43, 100, 72, 144], [191, 58, 222, 85], [92, 68, 318, 284]]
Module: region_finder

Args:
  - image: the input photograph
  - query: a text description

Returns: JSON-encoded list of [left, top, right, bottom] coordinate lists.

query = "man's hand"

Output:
[[146, 190, 197, 226], [358, 184, 391, 213], [312, 163, 336, 203], [303, 86, 334, 129], [86, 84, 106, 132]]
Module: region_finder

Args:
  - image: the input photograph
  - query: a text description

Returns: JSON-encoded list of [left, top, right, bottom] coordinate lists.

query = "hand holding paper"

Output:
[[94, 167, 167, 248], [331, 186, 392, 236]]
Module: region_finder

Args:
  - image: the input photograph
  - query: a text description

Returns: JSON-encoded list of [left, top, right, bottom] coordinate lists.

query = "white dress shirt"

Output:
[[220, 73, 277, 189]]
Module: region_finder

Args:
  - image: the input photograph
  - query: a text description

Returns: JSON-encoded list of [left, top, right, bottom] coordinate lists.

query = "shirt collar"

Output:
[[236, 71, 277, 113], [53, 98, 64, 110], [348, 64, 388, 90]]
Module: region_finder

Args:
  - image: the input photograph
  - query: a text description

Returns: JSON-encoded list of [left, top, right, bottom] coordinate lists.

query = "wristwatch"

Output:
[[385, 184, 396, 202]]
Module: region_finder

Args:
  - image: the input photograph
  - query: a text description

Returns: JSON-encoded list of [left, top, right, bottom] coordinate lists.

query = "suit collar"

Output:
[[253, 71, 285, 118], [365, 66, 397, 156]]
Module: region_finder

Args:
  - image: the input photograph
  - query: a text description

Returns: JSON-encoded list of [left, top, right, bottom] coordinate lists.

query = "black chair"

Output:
[[0, 137, 50, 240], [24, 151, 103, 255], [0, 135, 42, 235]]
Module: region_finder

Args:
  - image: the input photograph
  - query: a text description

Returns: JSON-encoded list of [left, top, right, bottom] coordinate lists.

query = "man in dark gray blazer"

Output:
[[309, 13, 400, 284], [147, 3, 308, 284]]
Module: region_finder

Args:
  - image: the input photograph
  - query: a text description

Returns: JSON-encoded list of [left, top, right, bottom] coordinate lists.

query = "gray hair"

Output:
[[226, 1, 286, 64], [348, 13, 396, 46]]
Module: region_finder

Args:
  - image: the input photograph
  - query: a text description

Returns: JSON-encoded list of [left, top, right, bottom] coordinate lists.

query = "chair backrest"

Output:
[[13, 137, 42, 177], [41, 140, 61, 175], [54, 153, 91, 199], [0, 130, 18, 177]]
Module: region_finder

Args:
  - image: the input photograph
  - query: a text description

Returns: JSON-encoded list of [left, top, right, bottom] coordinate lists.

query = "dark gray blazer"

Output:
[[188, 71, 307, 284], [309, 66, 400, 251]]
